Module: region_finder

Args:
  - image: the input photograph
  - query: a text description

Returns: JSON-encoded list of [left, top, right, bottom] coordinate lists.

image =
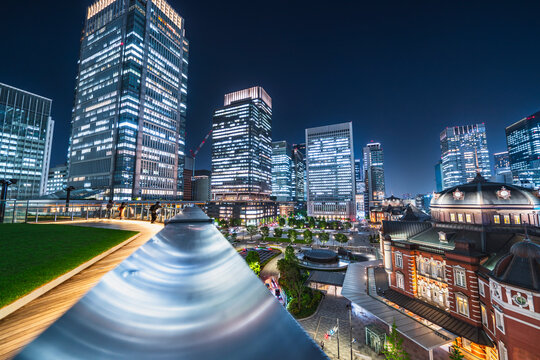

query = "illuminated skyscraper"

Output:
[[0, 83, 54, 199], [306, 122, 355, 220], [363, 142, 385, 210], [211, 87, 272, 200], [292, 143, 306, 202], [440, 124, 491, 190], [46, 164, 68, 194], [492, 151, 512, 185], [68, 0, 189, 200], [271, 141, 293, 201], [506, 111, 540, 189]]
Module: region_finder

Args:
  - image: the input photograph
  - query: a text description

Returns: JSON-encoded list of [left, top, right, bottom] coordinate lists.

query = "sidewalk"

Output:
[[0, 220, 163, 359]]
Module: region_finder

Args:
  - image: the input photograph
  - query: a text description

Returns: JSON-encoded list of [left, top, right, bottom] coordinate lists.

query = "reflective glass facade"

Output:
[[271, 141, 293, 201], [292, 143, 306, 202], [0, 83, 54, 199], [211, 87, 272, 200], [306, 122, 355, 220], [46, 164, 68, 194], [505, 112, 540, 189], [68, 0, 189, 200], [363, 142, 385, 210], [440, 124, 491, 190]]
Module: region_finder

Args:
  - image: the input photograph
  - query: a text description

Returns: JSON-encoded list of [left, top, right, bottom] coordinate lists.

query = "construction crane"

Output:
[[189, 129, 212, 179]]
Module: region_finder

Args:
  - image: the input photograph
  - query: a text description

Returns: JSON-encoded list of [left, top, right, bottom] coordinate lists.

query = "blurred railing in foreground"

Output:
[[0, 200, 205, 224]]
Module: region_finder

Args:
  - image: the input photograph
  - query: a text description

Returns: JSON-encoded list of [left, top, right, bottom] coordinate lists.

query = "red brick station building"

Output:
[[380, 174, 540, 360]]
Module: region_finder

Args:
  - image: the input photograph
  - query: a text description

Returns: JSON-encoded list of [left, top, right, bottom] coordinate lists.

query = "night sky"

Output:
[[1, 0, 540, 196]]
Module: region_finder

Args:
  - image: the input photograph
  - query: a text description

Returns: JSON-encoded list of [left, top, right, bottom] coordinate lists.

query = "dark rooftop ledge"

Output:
[[379, 289, 492, 346]]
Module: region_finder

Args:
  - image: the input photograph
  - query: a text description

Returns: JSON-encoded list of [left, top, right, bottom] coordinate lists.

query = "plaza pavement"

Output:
[[0, 220, 163, 359], [299, 293, 384, 360]]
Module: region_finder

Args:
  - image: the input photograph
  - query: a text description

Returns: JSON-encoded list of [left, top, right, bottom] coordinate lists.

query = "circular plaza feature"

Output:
[[303, 249, 339, 264]]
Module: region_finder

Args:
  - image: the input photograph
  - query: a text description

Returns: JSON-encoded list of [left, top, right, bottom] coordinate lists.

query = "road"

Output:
[[0, 220, 163, 359]]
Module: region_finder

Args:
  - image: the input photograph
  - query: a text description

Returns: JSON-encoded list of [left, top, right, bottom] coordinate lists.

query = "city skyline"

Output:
[[2, 1, 540, 196]]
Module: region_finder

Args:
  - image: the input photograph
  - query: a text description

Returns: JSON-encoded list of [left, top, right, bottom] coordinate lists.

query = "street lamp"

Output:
[[0, 179, 18, 223], [64, 186, 76, 212]]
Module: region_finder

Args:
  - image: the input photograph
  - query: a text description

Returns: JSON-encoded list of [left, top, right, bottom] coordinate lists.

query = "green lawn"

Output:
[[0, 224, 138, 308]]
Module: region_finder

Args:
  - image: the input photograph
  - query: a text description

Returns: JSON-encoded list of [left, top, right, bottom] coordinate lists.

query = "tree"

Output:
[[343, 222, 352, 231], [334, 233, 349, 244], [260, 226, 269, 241], [219, 219, 229, 229], [332, 221, 339, 230], [449, 341, 464, 360], [382, 322, 410, 360], [231, 218, 242, 227], [246, 225, 258, 241], [278, 217, 286, 227], [288, 229, 298, 243], [307, 217, 316, 229], [274, 227, 283, 238], [319, 232, 330, 244], [288, 217, 296, 227], [284, 245, 297, 262], [303, 229, 313, 244], [319, 220, 327, 230], [245, 251, 261, 276]]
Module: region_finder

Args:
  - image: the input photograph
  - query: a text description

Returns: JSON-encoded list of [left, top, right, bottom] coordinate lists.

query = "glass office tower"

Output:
[[292, 143, 306, 202], [68, 0, 189, 200], [506, 111, 540, 189], [492, 151, 512, 185], [306, 122, 355, 220], [211, 87, 272, 200], [46, 164, 68, 194], [440, 124, 491, 190], [363, 142, 385, 211], [0, 83, 54, 199], [271, 141, 293, 201]]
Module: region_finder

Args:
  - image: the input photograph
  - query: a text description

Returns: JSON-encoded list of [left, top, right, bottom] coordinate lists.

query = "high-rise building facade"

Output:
[[46, 164, 68, 194], [211, 86, 272, 200], [306, 122, 355, 220], [271, 141, 293, 202], [492, 151, 512, 185], [434, 160, 443, 192], [192, 169, 211, 201], [506, 111, 540, 189], [292, 143, 306, 202], [0, 83, 54, 199], [68, 0, 189, 200], [440, 124, 491, 190], [363, 142, 385, 211]]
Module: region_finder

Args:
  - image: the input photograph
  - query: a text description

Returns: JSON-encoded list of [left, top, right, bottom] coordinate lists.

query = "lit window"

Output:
[[456, 293, 469, 317], [493, 215, 500, 224], [458, 213, 464, 222], [503, 215, 510, 224], [394, 252, 403, 268], [450, 213, 456, 222], [514, 215, 521, 224], [396, 272, 404, 290], [454, 267, 467, 288], [481, 303, 488, 327], [466, 214, 472, 223], [479, 281, 485, 297], [495, 308, 505, 333]]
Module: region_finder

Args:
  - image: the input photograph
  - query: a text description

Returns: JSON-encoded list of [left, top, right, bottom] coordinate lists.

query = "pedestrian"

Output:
[[118, 202, 126, 219], [106, 199, 114, 219], [150, 201, 161, 223], [320, 341, 325, 350]]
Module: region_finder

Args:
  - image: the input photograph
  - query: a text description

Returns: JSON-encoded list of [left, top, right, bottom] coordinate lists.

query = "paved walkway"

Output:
[[0, 220, 163, 359]]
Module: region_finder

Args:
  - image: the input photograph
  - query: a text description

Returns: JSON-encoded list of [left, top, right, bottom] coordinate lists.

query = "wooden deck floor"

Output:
[[0, 220, 163, 359]]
